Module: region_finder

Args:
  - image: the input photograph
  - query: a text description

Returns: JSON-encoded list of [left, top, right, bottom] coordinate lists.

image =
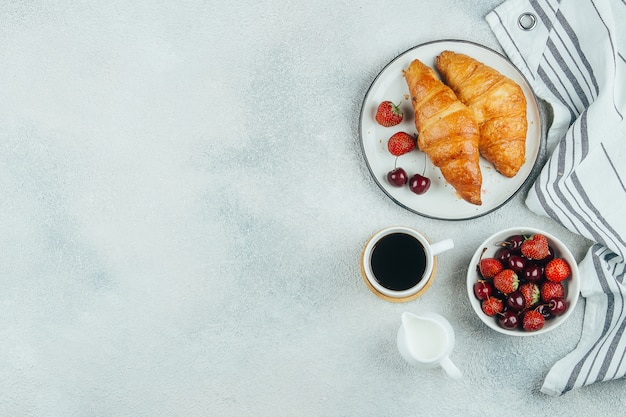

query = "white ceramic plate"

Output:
[[359, 40, 543, 220]]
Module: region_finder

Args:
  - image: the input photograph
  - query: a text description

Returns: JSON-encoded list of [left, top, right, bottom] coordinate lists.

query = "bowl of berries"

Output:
[[467, 227, 580, 336]]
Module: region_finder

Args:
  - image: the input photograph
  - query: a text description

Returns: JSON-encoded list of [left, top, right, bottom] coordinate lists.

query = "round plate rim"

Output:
[[358, 38, 545, 221]]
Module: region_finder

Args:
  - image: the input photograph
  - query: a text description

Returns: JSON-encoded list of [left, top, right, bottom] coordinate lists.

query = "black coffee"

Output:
[[370, 233, 427, 291]]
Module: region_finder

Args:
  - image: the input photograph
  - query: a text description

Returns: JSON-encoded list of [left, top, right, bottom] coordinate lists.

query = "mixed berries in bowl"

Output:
[[466, 227, 580, 336]]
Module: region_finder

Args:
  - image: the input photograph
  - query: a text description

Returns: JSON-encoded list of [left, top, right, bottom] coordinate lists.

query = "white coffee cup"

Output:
[[360, 226, 454, 301]]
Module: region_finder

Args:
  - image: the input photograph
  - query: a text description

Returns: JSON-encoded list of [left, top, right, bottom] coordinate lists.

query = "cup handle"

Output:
[[430, 238, 454, 256], [440, 356, 462, 380]]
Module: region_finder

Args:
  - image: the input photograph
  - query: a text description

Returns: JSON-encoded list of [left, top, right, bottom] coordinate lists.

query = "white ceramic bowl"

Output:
[[466, 227, 580, 336]]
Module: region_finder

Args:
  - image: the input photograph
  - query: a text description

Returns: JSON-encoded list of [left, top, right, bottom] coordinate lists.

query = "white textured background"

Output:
[[1, 0, 623, 415]]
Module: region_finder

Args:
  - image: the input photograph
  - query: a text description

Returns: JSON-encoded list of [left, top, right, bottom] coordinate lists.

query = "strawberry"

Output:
[[545, 258, 571, 282], [387, 132, 416, 156], [523, 309, 545, 331], [541, 281, 565, 302], [521, 234, 550, 260], [479, 257, 504, 279], [375, 101, 403, 127], [481, 297, 504, 317], [493, 269, 519, 294], [519, 282, 540, 309]]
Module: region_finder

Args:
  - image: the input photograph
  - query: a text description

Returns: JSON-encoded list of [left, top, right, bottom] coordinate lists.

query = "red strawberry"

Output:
[[375, 101, 403, 127], [481, 297, 504, 317], [493, 269, 519, 294], [521, 234, 550, 260], [479, 257, 504, 279], [541, 281, 565, 302], [523, 309, 545, 331], [519, 282, 540, 309], [387, 132, 416, 156], [545, 258, 571, 282]]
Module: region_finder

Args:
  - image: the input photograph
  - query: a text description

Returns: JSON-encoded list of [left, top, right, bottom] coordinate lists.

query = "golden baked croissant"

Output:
[[436, 51, 527, 178], [404, 59, 482, 205]]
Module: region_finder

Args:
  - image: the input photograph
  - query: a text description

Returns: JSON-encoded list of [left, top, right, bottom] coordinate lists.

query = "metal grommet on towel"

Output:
[[518, 12, 537, 31]]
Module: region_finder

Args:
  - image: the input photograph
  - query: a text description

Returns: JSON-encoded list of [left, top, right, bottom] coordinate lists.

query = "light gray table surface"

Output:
[[1, 0, 624, 415]]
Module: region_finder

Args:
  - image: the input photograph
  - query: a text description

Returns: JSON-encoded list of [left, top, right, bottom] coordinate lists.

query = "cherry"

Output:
[[504, 235, 524, 253], [495, 247, 511, 264], [549, 297, 567, 316], [523, 265, 543, 283], [387, 168, 408, 187], [506, 291, 526, 311], [498, 310, 520, 330], [473, 280, 493, 301], [508, 255, 527, 273], [409, 173, 431, 194], [492, 289, 506, 301], [537, 304, 552, 319]]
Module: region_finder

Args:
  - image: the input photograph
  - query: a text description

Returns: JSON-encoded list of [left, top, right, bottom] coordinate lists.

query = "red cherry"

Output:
[[523, 265, 543, 283], [387, 168, 408, 187], [498, 310, 520, 330], [549, 297, 567, 316], [495, 247, 511, 264], [508, 255, 527, 273], [506, 291, 526, 311], [409, 173, 430, 194], [504, 235, 525, 253], [537, 304, 552, 319], [473, 280, 493, 300]]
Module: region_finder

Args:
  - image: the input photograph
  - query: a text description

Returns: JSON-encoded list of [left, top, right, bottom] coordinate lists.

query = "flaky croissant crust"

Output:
[[436, 51, 528, 178], [404, 59, 483, 206]]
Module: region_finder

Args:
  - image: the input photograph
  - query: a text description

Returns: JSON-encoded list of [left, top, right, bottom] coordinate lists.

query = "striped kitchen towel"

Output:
[[487, 0, 626, 396]]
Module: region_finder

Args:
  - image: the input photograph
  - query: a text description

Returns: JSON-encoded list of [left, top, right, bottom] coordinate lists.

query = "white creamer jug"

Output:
[[397, 311, 462, 380]]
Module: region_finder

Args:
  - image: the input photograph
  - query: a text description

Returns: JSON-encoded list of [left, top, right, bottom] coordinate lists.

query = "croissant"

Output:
[[436, 51, 527, 178], [404, 59, 482, 205]]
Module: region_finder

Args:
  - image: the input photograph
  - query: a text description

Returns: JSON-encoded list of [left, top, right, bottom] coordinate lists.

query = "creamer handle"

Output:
[[440, 356, 462, 380]]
